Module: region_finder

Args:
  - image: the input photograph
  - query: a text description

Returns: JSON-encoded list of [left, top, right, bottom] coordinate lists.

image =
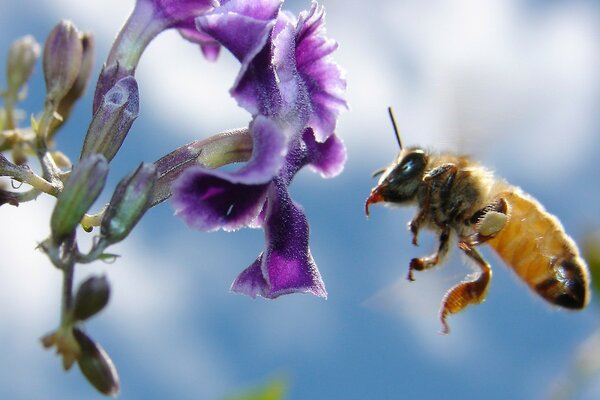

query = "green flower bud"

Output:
[[6, 35, 40, 93], [43, 20, 83, 103], [72, 275, 110, 321], [80, 76, 139, 162], [50, 33, 95, 135], [73, 328, 120, 397], [101, 162, 156, 243], [51, 154, 108, 244]]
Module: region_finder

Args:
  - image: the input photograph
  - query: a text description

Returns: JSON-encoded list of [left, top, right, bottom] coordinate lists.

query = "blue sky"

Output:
[[1, 0, 600, 399]]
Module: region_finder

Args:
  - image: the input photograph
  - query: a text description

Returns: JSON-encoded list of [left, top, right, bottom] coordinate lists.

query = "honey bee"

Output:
[[365, 108, 590, 334]]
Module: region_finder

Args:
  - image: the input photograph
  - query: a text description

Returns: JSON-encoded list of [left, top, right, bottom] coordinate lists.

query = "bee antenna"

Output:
[[387, 107, 402, 150]]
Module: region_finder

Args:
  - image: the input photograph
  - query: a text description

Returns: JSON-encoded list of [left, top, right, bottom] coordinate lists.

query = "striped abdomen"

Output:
[[486, 190, 590, 309]]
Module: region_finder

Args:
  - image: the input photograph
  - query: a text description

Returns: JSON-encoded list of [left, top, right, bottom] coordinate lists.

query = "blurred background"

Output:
[[1, 0, 599, 399]]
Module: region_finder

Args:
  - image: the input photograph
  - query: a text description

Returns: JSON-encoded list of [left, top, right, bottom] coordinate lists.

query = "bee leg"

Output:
[[410, 164, 457, 247], [408, 210, 426, 246], [407, 226, 451, 281], [465, 198, 509, 245], [439, 242, 492, 335]]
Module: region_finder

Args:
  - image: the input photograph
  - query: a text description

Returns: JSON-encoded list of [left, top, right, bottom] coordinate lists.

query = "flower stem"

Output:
[[61, 262, 75, 324], [0, 160, 60, 196], [3, 90, 18, 130], [106, 0, 161, 74]]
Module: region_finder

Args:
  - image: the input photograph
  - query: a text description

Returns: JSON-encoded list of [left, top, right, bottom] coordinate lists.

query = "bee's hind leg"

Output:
[[439, 242, 492, 335], [465, 198, 509, 246], [407, 226, 451, 281]]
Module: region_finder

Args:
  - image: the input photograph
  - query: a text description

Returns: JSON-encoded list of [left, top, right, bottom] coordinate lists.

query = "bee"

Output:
[[365, 108, 590, 334]]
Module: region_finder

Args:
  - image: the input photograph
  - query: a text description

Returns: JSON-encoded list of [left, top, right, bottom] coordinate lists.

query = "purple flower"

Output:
[[172, 0, 347, 298]]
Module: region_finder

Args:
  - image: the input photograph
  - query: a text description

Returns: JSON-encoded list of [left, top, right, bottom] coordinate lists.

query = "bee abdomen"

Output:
[[535, 258, 588, 309], [486, 190, 590, 309]]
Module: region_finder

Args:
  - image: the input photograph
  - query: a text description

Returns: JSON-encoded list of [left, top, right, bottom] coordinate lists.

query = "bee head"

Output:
[[365, 148, 428, 215]]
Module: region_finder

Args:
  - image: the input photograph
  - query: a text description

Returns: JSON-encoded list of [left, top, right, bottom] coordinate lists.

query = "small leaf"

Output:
[[97, 253, 120, 263]]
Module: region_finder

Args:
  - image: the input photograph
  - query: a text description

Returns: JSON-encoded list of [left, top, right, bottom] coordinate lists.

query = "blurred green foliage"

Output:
[[583, 230, 600, 302], [224, 377, 287, 400]]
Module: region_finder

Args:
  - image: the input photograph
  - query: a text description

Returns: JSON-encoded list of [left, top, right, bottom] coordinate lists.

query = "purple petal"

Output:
[[196, 0, 280, 63], [147, 0, 218, 27], [238, 115, 289, 182], [172, 169, 269, 231], [176, 23, 221, 61], [200, 42, 221, 61], [231, 180, 327, 298], [197, 0, 283, 116], [171, 115, 287, 231], [230, 255, 267, 298], [231, 42, 282, 117], [271, 18, 311, 128], [295, 3, 347, 142], [303, 128, 346, 178]]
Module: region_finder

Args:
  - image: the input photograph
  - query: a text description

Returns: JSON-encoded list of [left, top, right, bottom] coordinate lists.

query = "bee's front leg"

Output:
[[408, 210, 426, 246], [439, 242, 492, 334], [407, 226, 451, 281]]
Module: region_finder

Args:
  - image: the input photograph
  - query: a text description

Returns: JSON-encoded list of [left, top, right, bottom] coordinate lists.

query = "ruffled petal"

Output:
[[303, 128, 346, 178], [197, 0, 283, 116], [195, 0, 280, 64], [271, 18, 311, 128], [295, 2, 347, 142], [231, 179, 327, 298]]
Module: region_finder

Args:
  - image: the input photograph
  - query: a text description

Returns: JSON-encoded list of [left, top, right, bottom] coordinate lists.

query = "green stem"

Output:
[[0, 161, 60, 196], [61, 262, 75, 324], [3, 90, 17, 130], [76, 238, 110, 264]]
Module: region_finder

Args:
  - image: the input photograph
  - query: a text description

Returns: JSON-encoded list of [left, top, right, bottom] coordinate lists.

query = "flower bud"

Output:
[[73, 328, 120, 397], [50, 33, 95, 135], [6, 35, 40, 93], [72, 275, 110, 321], [80, 76, 139, 162], [51, 154, 108, 244], [101, 163, 156, 243], [43, 20, 83, 103]]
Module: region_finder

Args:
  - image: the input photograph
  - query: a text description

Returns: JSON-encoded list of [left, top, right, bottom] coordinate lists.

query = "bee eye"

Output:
[[401, 159, 415, 174], [396, 152, 425, 178]]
